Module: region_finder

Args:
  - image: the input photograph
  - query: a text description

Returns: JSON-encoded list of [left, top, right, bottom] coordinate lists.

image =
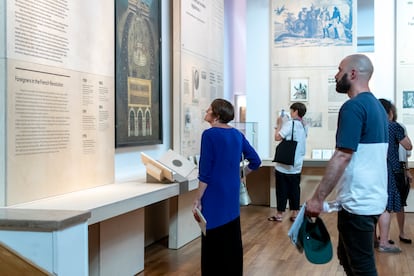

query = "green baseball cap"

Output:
[[299, 216, 333, 264]]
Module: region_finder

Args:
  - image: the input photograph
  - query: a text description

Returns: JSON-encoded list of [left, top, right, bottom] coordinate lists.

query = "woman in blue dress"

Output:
[[193, 98, 261, 275], [391, 103, 413, 244], [376, 99, 412, 253]]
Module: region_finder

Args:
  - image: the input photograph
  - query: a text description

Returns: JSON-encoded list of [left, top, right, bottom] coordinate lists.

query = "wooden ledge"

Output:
[[0, 209, 90, 231]]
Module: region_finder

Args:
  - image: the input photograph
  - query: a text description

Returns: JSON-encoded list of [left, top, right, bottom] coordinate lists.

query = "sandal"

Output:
[[377, 245, 402, 253], [268, 215, 283, 222], [399, 236, 412, 244]]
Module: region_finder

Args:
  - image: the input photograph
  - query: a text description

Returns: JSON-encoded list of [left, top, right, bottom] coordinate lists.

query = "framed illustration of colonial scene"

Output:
[[290, 78, 309, 101], [115, 0, 162, 147]]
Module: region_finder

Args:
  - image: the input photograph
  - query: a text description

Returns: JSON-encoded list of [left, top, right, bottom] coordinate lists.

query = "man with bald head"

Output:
[[306, 54, 388, 275]]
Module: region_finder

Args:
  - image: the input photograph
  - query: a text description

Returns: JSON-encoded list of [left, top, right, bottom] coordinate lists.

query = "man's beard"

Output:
[[336, 73, 350, 94]]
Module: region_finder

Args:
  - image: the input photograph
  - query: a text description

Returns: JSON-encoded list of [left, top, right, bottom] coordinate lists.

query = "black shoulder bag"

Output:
[[272, 121, 298, 165]]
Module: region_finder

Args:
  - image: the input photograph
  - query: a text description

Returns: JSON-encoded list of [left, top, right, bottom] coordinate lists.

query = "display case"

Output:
[[231, 122, 258, 150]]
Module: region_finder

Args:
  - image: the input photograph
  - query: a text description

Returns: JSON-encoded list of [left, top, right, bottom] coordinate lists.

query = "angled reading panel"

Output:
[[140, 152, 175, 183], [158, 149, 196, 178]]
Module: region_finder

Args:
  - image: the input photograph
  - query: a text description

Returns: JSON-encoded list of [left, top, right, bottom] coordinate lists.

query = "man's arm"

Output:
[[306, 148, 353, 217]]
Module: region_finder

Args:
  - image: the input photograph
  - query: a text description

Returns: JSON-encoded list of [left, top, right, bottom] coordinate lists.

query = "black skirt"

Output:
[[201, 216, 243, 276]]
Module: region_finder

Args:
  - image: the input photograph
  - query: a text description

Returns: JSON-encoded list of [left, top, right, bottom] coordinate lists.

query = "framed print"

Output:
[[290, 78, 309, 101], [403, 91, 414, 109], [272, 1, 353, 48], [115, 0, 162, 147]]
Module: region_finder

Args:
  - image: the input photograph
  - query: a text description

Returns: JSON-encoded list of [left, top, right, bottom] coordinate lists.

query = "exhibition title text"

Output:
[[15, 76, 64, 87]]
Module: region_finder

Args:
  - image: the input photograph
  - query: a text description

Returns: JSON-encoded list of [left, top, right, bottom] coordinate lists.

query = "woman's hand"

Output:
[[192, 199, 202, 222], [276, 116, 284, 127]]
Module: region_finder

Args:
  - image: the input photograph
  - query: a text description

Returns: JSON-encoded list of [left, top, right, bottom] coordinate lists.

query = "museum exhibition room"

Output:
[[1, 0, 414, 275]]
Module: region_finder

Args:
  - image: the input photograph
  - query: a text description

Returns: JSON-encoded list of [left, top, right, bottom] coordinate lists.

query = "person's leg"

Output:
[[378, 211, 401, 251], [337, 210, 378, 276], [396, 172, 411, 242], [201, 227, 212, 275], [323, 28, 328, 38], [373, 223, 379, 248], [275, 170, 287, 217], [222, 217, 243, 276], [378, 211, 390, 247], [397, 210, 405, 237], [397, 208, 411, 242], [287, 173, 301, 219], [337, 229, 352, 275], [201, 217, 243, 276]]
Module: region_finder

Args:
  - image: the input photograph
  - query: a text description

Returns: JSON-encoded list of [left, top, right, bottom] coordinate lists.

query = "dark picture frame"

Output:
[[115, 0, 162, 147]]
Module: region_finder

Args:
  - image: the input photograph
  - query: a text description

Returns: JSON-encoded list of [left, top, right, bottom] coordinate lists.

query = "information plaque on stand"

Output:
[[140, 149, 196, 183]]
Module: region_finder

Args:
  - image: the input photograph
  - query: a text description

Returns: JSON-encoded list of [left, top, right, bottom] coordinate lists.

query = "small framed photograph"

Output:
[[290, 78, 309, 101], [403, 90, 414, 108]]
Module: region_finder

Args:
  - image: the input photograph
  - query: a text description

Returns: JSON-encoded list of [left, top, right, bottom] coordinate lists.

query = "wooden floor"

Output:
[[137, 177, 414, 276], [0, 242, 51, 276]]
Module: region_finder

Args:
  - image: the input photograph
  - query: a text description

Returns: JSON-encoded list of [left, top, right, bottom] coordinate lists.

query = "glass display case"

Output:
[[231, 122, 258, 150]]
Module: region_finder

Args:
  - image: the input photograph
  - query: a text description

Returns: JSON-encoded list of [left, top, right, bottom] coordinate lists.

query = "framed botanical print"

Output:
[[290, 78, 309, 101], [115, 0, 162, 147]]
